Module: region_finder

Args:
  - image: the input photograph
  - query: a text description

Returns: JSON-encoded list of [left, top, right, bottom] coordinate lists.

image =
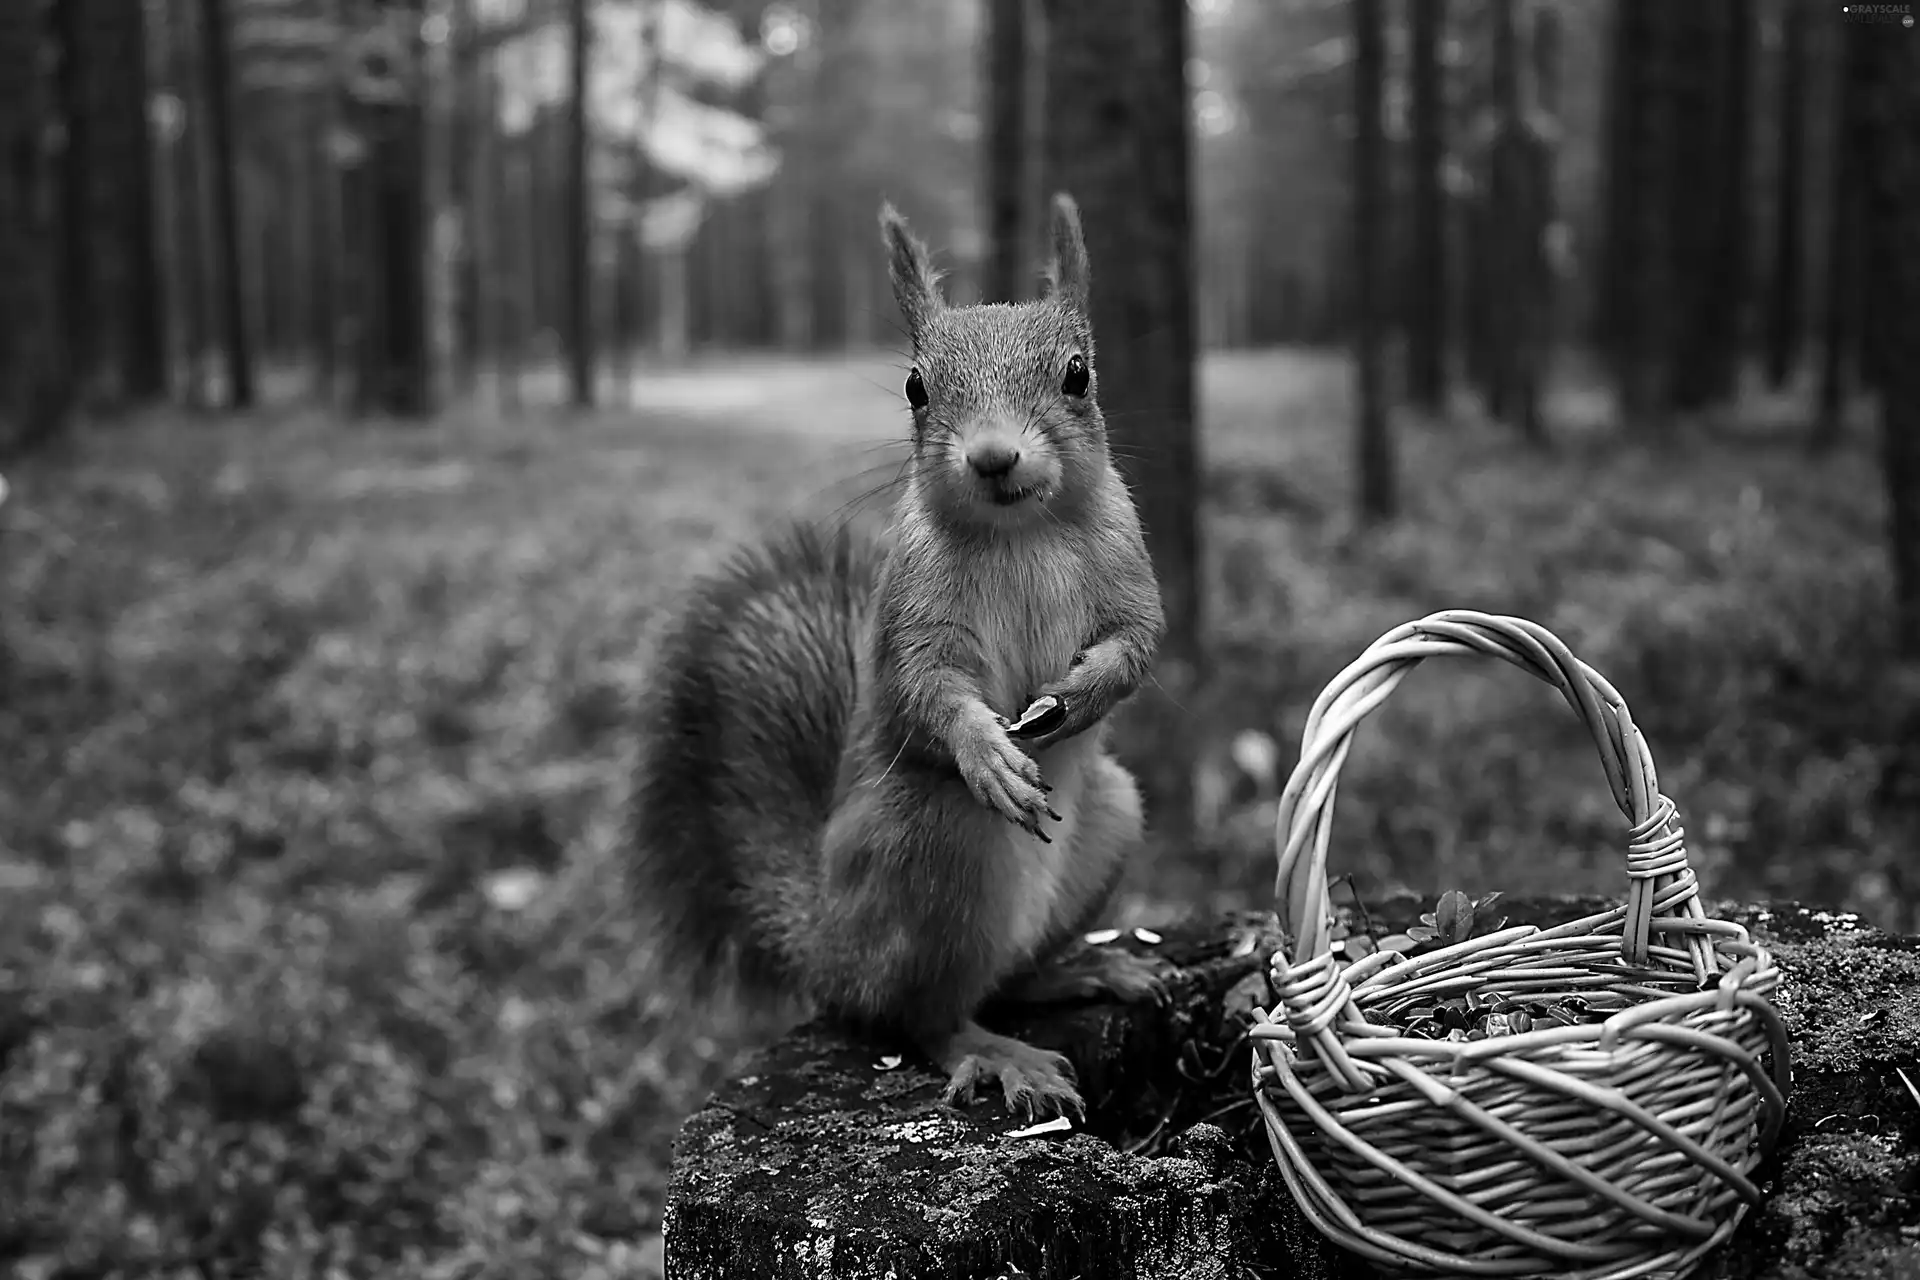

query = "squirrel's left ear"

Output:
[[879, 202, 944, 341], [1044, 193, 1091, 318]]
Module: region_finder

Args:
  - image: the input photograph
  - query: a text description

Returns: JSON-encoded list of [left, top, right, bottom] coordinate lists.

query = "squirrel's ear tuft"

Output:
[[1044, 193, 1091, 317], [879, 201, 943, 340]]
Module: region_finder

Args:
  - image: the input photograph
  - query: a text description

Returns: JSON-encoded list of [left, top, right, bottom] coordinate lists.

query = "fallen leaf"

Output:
[[1006, 1115, 1072, 1139], [482, 867, 548, 912]]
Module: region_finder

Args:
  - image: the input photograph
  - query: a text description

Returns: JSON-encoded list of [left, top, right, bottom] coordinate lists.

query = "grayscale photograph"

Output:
[[0, 0, 1915, 1276]]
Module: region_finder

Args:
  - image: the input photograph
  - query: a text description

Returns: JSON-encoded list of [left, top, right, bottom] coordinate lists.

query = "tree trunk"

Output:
[[1764, 0, 1807, 390], [1601, 0, 1678, 431], [245, 166, 276, 362], [984, 0, 1035, 305], [1041, 0, 1201, 840], [729, 189, 775, 348], [1531, 2, 1561, 115], [340, 100, 373, 413], [1594, 0, 1638, 364], [1700, 0, 1755, 404], [766, 176, 813, 349], [806, 187, 847, 349], [166, 0, 212, 408], [1852, 14, 1920, 798], [499, 132, 531, 412], [1619, 0, 1681, 430], [843, 213, 876, 347], [469, 22, 500, 402], [527, 114, 555, 350], [449, 0, 480, 397], [612, 225, 635, 391], [1352, 0, 1396, 504], [199, 0, 252, 408], [619, 0, 661, 384], [1813, 12, 1861, 452], [376, 102, 430, 416], [53, 0, 96, 402], [1666, 1, 1740, 413], [1407, 0, 1446, 413], [304, 72, 339, 404], [104, 0, 168, 401], [658, 245, 691, 361], [565, 0, 593, 407], [1481, 0, 1550, 444], [1465, 1, 1505, 417], [0, 0, 69, 456], [1531, 2, 1564, 354], [361, 0, 432, 417], [424, 0, 458, 409]]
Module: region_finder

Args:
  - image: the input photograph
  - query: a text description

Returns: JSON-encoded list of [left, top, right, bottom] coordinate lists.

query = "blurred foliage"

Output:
[[1, 353, 1913, 1272], [1174, 353, 1915, 930], [1191, 0, 1609, 344]]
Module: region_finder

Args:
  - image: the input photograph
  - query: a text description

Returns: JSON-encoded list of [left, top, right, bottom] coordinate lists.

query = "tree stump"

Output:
[[663, 902, 1920, 1280]]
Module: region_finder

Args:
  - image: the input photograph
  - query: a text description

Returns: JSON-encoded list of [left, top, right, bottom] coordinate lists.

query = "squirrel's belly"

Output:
[[992, 735, 1101, 964]]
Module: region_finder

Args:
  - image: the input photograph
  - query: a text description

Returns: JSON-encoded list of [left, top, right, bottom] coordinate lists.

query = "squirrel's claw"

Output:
[[936, 1036, 1082, 1122], [957, 716, 1056, 835]]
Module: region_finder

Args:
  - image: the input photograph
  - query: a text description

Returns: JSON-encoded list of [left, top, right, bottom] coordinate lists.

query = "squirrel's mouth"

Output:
[[988, 483, 1042, 506]]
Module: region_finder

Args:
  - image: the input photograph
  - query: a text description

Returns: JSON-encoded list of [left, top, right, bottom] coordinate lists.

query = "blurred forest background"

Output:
[[2, 0, 1918, 1274]]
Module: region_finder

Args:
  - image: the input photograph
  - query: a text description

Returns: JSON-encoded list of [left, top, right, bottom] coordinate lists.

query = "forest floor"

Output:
[[1, 348, 1911, 1277]]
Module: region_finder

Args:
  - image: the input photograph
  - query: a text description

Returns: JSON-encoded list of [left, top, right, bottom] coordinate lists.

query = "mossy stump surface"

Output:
[[662, 901, 1920, 1280]]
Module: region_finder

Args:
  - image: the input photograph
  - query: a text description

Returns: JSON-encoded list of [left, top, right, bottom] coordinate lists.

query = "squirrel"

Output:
[[626, 193, 1167, 1120]]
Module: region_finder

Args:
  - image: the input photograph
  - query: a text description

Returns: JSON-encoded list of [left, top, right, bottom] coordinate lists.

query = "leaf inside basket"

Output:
[[1347, 887, 1511, 963], [1434, 889, 1472, 943]]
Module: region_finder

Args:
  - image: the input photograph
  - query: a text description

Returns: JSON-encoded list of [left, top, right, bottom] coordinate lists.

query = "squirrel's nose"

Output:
[[967, 440, 1021, 479]]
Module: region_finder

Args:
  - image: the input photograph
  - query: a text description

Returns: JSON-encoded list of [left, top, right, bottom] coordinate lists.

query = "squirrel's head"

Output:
[[879, 193, 1105, 531]]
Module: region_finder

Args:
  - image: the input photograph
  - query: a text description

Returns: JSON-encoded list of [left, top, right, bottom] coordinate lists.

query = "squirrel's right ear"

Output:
[[1044, 193, 1091, 318], [879, 202, 944, 340]]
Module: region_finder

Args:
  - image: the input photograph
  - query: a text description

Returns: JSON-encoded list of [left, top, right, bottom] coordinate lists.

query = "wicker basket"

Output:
[[1252, 611, 1791, 1279]]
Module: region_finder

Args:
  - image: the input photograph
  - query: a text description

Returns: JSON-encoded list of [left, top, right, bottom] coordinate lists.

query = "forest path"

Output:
[[623, 353, 910, 444], [594, 346, 1356, 460]]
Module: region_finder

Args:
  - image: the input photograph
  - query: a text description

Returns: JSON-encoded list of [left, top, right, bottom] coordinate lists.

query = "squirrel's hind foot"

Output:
[[999, 945, 1172, 1009], [927, 1022, 1084, 1122]]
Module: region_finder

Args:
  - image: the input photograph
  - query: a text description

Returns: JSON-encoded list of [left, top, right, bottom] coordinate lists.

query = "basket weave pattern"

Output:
[[1252, 612, 1791, 1279]]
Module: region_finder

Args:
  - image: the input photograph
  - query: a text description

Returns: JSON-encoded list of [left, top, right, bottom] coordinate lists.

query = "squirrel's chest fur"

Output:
[[958, 535, 1095, 719]]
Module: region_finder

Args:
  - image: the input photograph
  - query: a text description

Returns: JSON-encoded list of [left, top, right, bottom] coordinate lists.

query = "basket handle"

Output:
[[1274, 610, 1711, 973]]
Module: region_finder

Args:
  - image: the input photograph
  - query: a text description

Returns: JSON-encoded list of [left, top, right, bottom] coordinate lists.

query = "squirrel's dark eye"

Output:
[[905, 368, 928, 409], [1062, 354, 1090, 398]]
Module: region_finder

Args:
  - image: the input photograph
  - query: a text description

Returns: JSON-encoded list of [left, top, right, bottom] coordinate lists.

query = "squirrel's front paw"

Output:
[[957, 719, 1060, 840]]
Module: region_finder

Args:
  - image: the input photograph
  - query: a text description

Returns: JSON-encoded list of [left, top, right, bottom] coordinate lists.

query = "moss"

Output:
[[1765, 936, 1920, 1077]]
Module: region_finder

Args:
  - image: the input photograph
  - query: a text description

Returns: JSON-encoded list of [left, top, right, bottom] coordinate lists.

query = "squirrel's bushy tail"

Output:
[[624, 520, 879, 1016]]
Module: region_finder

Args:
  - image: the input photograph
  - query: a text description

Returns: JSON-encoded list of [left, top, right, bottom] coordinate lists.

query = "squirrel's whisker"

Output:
[[816, 466, 914, 539]]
